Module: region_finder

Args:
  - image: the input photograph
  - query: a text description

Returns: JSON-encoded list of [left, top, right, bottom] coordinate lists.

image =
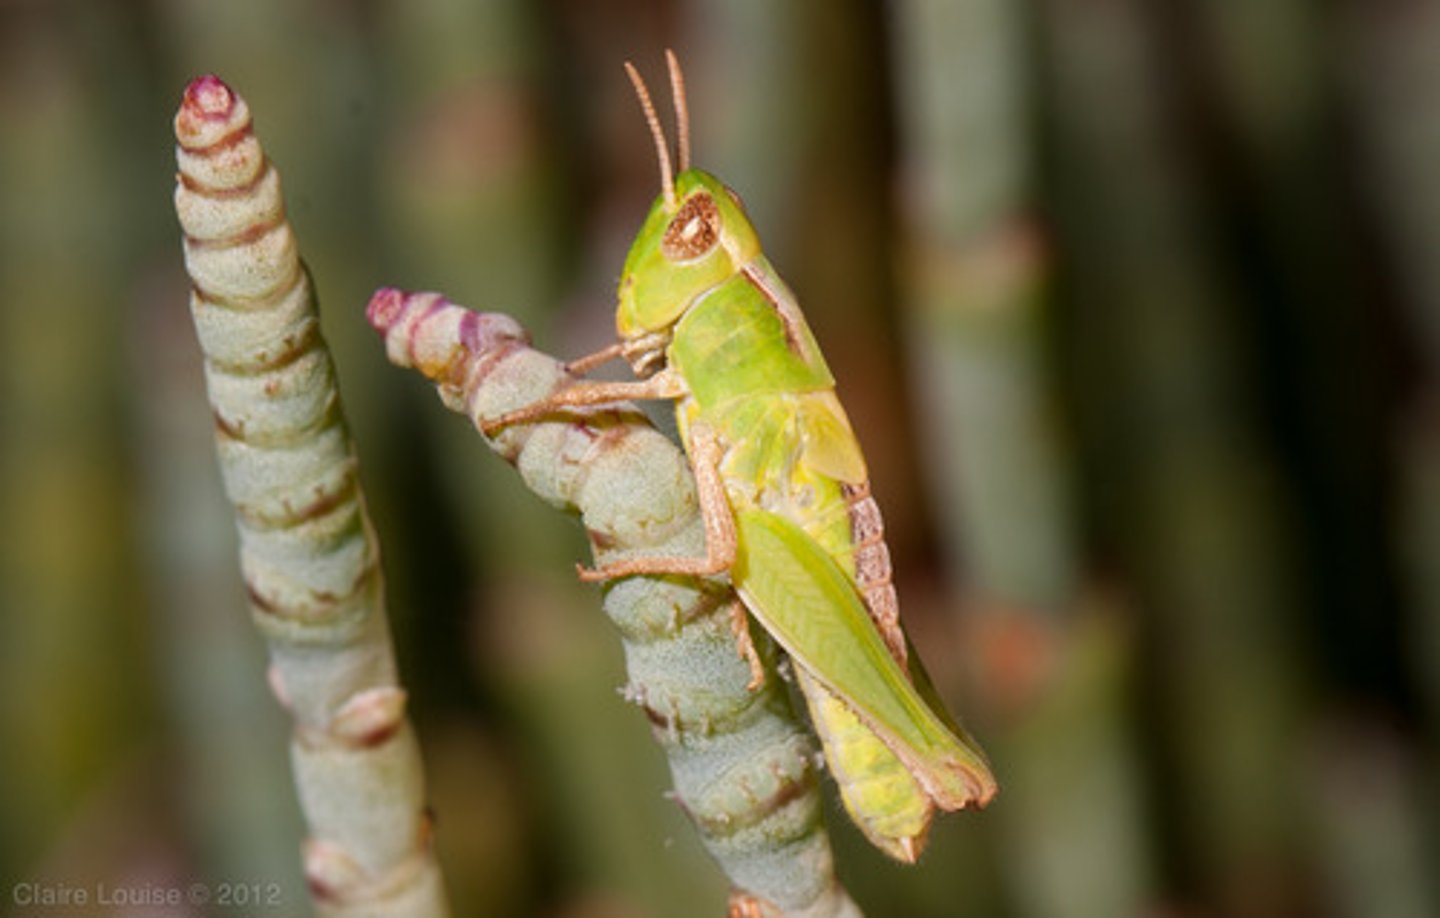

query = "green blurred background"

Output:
[[2, 0, 1437, 915]]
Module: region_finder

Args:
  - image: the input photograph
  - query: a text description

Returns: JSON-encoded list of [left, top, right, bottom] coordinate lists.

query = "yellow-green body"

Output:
[[665, 260, 934, 856], [614, 170, 996, 858]]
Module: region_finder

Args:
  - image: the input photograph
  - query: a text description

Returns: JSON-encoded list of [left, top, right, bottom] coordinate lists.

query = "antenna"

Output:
[[623, 61, 675, 208], [665, 49, 691, 173]]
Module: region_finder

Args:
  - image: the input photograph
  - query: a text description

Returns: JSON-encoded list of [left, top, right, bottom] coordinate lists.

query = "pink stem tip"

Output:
[[365, 287, 408, 333], [366, 287, 529, 388], [182, 74, 235, 120]]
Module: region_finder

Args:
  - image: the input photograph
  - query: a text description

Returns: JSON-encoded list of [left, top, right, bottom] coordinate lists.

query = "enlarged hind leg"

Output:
[[841, 479, 907, 673]]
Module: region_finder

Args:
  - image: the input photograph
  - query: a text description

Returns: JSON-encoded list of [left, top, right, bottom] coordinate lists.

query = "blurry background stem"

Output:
[[893, 2, 1152, 917], [1041, 1, 1317, 913], [1337, 3, 1440, 914], [0, 4, 152, 882]]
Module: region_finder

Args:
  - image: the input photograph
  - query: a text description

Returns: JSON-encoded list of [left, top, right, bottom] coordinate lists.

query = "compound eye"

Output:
[[661, 192, 721, 261]]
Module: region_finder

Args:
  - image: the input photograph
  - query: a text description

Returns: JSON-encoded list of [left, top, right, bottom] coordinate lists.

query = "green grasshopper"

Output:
[[486, 52, 996, 860]]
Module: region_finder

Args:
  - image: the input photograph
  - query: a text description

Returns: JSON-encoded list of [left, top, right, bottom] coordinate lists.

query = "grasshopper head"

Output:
[[616, 169, 760, 374], [611, 53, 760, 376]]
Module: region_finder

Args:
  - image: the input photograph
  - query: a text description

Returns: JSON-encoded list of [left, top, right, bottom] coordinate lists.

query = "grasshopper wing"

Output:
[[732, 508, 997, 811]]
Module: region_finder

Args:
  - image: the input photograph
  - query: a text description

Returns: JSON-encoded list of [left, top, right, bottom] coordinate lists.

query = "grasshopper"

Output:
[[486, 52, 997, 860]]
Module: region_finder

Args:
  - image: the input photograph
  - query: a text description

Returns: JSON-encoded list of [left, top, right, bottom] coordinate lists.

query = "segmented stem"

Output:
[[367, 289, 861, 918], [173, 76, 448, 917]]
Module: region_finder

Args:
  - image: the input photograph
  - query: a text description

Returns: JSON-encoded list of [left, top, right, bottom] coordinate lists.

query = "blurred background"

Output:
[[2, 0, 1437, 915]]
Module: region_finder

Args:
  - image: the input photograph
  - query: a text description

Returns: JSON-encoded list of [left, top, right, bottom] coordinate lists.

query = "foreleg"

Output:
[[480, 369, 686, 435]]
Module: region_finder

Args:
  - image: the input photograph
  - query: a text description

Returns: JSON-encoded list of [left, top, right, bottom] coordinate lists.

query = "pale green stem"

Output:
[[894, 0, 1076, 611], [132, 289, 304, 891], [367, 288, 861, 918], [172, 76, 447, 917]]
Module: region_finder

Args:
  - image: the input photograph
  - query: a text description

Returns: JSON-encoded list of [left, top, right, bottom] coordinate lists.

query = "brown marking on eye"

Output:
[[661, 192, 720, 261]]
